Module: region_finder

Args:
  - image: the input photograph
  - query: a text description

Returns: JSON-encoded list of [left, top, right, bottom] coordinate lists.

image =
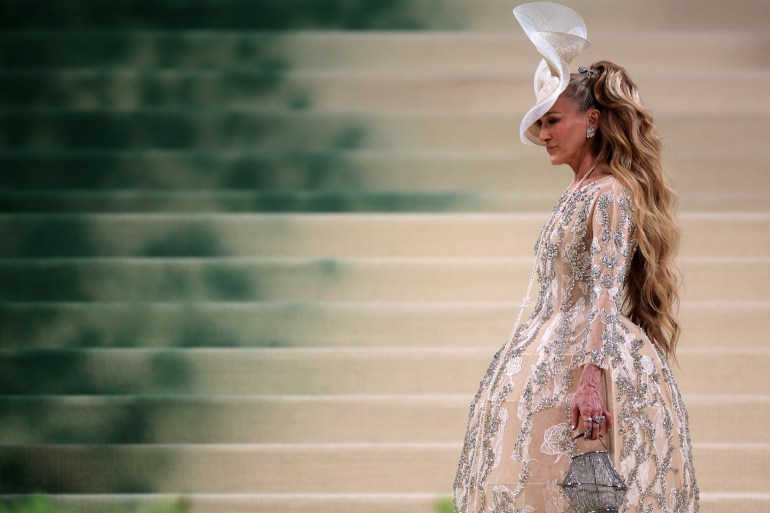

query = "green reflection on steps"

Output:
[[1, 218, 94, 258], [0, 0, 428, 30], [0, 304, 302, 349], [0, 34, 131, 69], [0, 413, 174, 492], [0, 351, 91, 395], [0, 0, 460, 501], [202, 266, 254, 301], [0, 447, 169, 494], [0, 262, 87, 301], [141, 224, 226, 257], [149, 352, 195, 391], [0, 151, 367, 191], [0, 496, 461, 513], [0, 496, 190, 513], [0, 351, 195, 396]]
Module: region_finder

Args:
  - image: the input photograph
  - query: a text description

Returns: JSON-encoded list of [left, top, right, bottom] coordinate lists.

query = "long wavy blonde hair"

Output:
[[565, 60, 682, 360]]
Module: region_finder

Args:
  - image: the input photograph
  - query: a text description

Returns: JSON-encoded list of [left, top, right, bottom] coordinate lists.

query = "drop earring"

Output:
[[586, 126, 596, 139]]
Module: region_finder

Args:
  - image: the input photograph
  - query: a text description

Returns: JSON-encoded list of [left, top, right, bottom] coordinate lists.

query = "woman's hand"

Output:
[[570, 363, 612, 440]]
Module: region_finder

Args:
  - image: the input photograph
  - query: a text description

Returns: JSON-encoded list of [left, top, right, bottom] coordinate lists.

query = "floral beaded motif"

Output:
[[453, 176, 699, 513]]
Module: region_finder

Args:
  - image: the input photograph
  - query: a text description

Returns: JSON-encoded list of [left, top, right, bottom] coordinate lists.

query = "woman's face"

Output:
[[536, 94, 596, 168]]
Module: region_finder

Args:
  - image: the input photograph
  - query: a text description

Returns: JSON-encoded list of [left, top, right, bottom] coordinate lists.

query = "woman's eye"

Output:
[[547, 118, 559, 124]]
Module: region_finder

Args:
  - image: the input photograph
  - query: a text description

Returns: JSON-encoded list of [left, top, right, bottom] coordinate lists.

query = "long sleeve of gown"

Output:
[[580, 182, 637, 370]]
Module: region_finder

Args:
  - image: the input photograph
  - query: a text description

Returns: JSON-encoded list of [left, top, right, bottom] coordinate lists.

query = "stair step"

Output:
[[0, 31, 766, 71], [2, 189, 769, 213], [0, 1, 444, 31], [2, 69, 766, 114], [0, 257, 764, 302], [20, 492, 770, 513], [0, 443, 761, 494], [0, 347, 765, 397], [0, 393, 764, 445], [3, 494, 451, 513], [0, 0, 764, 507], [0, 343, 760, 395], [0, 31, 770, 72], [0, 150, 555, 191], [0, 151, 767, 193], [0, 190, 489, 214], [0, 0, 767, 31], [0, 301, 765, 349], [0, 213, 766, 258], [0, 111, 766, 153]]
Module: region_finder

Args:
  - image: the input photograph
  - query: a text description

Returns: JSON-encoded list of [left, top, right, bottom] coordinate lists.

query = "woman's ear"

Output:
[[587, 108, 601, 129]]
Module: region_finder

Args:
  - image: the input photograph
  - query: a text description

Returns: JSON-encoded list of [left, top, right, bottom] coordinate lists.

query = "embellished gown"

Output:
[[453, 175, 699, 513]]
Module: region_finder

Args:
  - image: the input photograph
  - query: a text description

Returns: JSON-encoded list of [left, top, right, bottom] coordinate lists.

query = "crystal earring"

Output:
[[586, 126, 596, 139]]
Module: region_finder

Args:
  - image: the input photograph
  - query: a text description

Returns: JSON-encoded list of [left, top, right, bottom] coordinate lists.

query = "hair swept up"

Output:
[[565, 60, 682, 360]]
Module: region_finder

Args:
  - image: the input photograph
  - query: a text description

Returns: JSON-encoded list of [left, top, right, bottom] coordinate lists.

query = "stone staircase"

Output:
[[1, 1, 769, 512]]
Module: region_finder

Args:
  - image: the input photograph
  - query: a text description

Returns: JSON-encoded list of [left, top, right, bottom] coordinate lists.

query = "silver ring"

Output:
[[595, 416, 606, 424], [584, 428, 593, 438], [585, 416, 594, 424]]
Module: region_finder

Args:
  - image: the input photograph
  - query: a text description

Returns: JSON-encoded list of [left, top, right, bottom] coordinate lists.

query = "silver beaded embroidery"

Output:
[[454, 176, 699, 513]]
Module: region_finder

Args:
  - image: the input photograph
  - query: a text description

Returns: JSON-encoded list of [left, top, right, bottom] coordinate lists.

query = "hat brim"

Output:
[[513, 3, 590, 145], [520, 58, 567, 145]]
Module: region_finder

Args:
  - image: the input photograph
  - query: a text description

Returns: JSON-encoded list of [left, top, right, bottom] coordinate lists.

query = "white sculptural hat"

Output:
[[513, 2, 591, 145]]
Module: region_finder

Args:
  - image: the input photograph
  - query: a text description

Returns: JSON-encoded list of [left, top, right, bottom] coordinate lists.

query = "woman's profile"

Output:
[[453, 3, 700, 512]]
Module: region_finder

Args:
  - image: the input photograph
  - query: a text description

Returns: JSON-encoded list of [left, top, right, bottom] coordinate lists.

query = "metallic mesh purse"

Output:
[[561, 449, 628, 513]]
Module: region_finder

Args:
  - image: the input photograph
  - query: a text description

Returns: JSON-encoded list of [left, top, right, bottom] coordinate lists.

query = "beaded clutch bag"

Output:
[[561, 440, 628, 513]]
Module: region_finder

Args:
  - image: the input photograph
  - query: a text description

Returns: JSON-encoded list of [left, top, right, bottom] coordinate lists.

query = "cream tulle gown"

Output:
[[453, 175, 699, 513]]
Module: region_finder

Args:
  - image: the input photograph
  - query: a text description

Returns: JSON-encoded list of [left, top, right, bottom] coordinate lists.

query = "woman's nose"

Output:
[[538, 126, 550, 143]]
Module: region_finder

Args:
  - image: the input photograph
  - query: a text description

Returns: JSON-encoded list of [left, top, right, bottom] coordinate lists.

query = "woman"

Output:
[[453, 4, 699, 513]]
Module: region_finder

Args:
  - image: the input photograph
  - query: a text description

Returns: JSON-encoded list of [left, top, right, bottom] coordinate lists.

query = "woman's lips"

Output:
[[546, 146, 557, 154]]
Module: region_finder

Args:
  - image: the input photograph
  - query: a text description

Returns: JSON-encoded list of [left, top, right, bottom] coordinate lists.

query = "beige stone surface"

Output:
[[3, 0, 768, 510]]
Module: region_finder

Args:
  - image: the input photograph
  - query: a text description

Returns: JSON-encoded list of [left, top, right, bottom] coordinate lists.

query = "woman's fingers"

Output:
[[603, 407, 613, 431], [571, 382, 612, 440], [588, 415, 600, 440], [592, 415, 604, 440], [570, 403, 581, 431], [579, 412, 612, 440]]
